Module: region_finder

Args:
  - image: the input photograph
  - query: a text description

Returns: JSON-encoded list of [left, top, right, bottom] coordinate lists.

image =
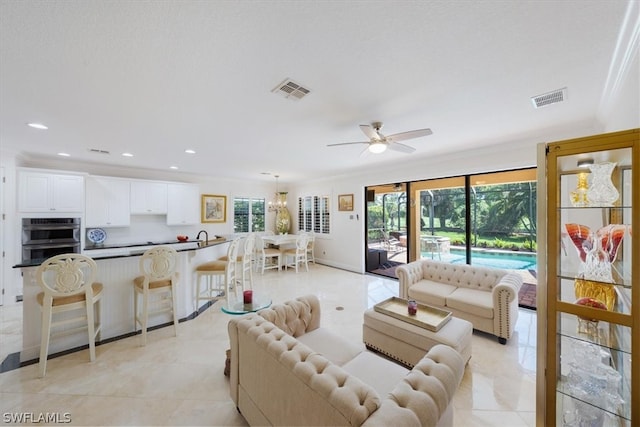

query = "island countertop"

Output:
[[13, 237, 227, 268]]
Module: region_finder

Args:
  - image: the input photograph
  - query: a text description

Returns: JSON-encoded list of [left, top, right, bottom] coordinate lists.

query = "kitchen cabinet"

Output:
[[167, 183, 200, 225], [85, 176, 131, 227], [18, 170, 84, 213], [130, 181, 168, 214], [537, 129, 638, 426]]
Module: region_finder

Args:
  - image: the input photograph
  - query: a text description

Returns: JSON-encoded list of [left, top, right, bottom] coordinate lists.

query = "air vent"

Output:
[[531, 87, 567, 108], [272, 78, 311, 100], [89, 148, 110, 155]]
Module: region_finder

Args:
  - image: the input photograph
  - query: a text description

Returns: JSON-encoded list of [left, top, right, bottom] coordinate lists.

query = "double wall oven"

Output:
[[21, 218, 81, 263]]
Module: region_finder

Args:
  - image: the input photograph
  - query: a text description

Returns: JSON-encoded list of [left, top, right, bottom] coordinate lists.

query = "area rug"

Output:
[[518, 283, 537, 310]]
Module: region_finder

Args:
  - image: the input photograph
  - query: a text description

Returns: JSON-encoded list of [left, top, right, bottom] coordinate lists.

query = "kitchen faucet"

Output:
[[196, 230, 209, 245]]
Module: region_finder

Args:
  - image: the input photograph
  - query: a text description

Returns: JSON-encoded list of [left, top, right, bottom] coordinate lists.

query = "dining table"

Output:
[[262, 233, 299, 246], [261, 234, 301, 270]]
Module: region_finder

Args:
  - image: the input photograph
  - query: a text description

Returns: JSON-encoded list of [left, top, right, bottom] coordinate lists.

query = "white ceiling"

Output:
[[0, 1, 636, 184]]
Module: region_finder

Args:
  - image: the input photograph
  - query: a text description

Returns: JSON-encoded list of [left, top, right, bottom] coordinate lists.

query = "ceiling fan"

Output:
[[327, 122, 433, 155]]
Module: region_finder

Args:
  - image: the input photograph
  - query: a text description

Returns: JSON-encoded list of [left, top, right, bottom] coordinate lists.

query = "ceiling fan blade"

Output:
[[359, 146, 371, 157], [388, 142, 416, 153], [327, 141, 369, 147], [359, 124, 380, 140], [387, 128, 433, 142]]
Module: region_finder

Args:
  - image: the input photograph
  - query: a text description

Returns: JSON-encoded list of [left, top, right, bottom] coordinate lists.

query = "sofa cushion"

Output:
[[407, 279, 457, 306], [341, 351, 409, 396], [446, 287, 494, 318], [297, 328, 365, 366], [422, 261, 507, 292]]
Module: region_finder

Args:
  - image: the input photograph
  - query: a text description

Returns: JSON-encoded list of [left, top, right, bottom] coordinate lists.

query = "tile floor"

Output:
[[0, 264, 536, 426]]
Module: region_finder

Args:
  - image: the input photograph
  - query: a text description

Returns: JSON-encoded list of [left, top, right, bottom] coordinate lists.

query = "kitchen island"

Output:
[[14, 238, 230, 362]]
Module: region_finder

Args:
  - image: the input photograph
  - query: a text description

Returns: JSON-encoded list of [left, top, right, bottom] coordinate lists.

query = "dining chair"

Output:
[[133, 246, 179, 346], [238, 233, 255, 289], [36, 253, 103, 377], [254, 234, 281, 273], [283, 234, 310, 273], [304, 231, 316, 264], [195, 238, 240, 307], [219, 234, 255, 290]]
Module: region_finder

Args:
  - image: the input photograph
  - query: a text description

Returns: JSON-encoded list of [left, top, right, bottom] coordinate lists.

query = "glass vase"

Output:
[[586, 162, 619, 207]]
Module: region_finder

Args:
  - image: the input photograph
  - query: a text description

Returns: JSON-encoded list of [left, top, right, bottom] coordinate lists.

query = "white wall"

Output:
[[598, 0, 640, 133], [600, 52, 640, 133], [0, 150, 20, 305]]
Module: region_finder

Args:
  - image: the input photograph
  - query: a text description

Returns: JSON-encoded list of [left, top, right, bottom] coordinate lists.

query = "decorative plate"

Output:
[[87, 228, 107, 244]]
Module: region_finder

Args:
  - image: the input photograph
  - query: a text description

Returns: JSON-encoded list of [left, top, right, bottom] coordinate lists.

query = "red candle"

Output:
[[408, 300, 418, 315], [243, 290, 253, 304]]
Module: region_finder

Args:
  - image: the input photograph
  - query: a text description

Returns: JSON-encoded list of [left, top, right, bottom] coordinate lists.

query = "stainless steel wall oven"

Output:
[[22, 218, 81, 263]]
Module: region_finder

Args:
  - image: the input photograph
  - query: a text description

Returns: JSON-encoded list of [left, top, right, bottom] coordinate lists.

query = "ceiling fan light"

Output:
[[369, 141, 387, 154]]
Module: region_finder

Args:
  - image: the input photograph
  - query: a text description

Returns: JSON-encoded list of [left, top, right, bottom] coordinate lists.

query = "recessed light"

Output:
[[170, 166, 178, 170], [122, 152, 134, 157], [57, 152, 70, 157], [27, 123, 48, 130], [184, 149, 196, 154]]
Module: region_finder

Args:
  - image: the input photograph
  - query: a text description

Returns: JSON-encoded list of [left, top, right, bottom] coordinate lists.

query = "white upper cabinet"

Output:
[[167, 183, 200, 225], [18, 170, 84, 213], [85, 177, 131, 227], [130, 181, 168, 214]]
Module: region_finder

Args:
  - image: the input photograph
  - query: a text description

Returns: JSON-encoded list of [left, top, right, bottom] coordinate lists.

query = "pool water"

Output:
[[422, 248, 537, 271]]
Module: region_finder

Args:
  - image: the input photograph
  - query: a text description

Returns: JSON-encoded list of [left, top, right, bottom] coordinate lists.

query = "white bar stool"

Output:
[[36, 253, 103, 377], [133, 246, 179, 346]]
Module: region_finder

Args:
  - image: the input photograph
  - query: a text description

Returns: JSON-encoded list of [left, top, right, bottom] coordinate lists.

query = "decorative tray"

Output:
[[374, 297, 452, 331]]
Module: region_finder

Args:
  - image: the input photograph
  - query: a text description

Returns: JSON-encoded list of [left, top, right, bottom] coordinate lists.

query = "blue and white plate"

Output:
[[87, 228, 107, 244]]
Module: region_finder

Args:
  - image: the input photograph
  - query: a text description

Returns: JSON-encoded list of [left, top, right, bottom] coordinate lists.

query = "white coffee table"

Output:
[[363, 306, 472, 368]]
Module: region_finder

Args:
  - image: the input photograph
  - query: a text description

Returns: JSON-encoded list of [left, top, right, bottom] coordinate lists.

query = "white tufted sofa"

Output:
[[397, 259, 523, 344], [227, 295, 465, 427]]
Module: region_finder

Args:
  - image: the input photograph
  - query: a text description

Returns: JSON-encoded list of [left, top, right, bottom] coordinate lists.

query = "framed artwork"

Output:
[[338, 194, 354, 211], [201, 194, 227, 223]]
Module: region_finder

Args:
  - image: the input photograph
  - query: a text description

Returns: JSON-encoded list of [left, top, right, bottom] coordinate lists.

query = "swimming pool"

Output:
[[421, 248, 537, 271]]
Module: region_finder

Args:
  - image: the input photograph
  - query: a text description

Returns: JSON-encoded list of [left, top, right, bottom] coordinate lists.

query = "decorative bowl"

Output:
[[575, 297, 607, 322], [177, 235, 189, 242]]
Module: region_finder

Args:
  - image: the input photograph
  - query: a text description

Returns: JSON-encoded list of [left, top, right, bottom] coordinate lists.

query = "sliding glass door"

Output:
[[365, 183, 408, 277], [366, 168, 537, 295], [410, 177, 466, 264]]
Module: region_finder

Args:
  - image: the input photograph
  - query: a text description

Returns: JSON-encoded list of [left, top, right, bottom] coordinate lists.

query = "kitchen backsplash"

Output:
[[85, 215, 198, 247]]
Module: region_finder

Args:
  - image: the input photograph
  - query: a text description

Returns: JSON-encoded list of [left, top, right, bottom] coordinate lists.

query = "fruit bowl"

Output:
[[177, 235, 189, 242]]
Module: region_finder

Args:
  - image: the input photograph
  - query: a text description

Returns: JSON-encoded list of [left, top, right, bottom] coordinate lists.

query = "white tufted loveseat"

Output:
[[227, 294, 465, 427], [397, 259, 523, 344]]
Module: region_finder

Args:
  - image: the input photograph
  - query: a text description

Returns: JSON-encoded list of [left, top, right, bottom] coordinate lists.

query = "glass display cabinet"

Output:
[[538, 129, 638, 426]]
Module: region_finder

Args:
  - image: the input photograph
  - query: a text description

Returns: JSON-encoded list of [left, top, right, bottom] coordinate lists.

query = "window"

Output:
[[233, 197, 265, 233], [298, 195, 330, 234]]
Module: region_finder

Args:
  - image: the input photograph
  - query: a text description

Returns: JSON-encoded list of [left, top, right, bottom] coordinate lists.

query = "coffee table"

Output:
[[363, 297, 472, 368], [221, 293, 272, 315]]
